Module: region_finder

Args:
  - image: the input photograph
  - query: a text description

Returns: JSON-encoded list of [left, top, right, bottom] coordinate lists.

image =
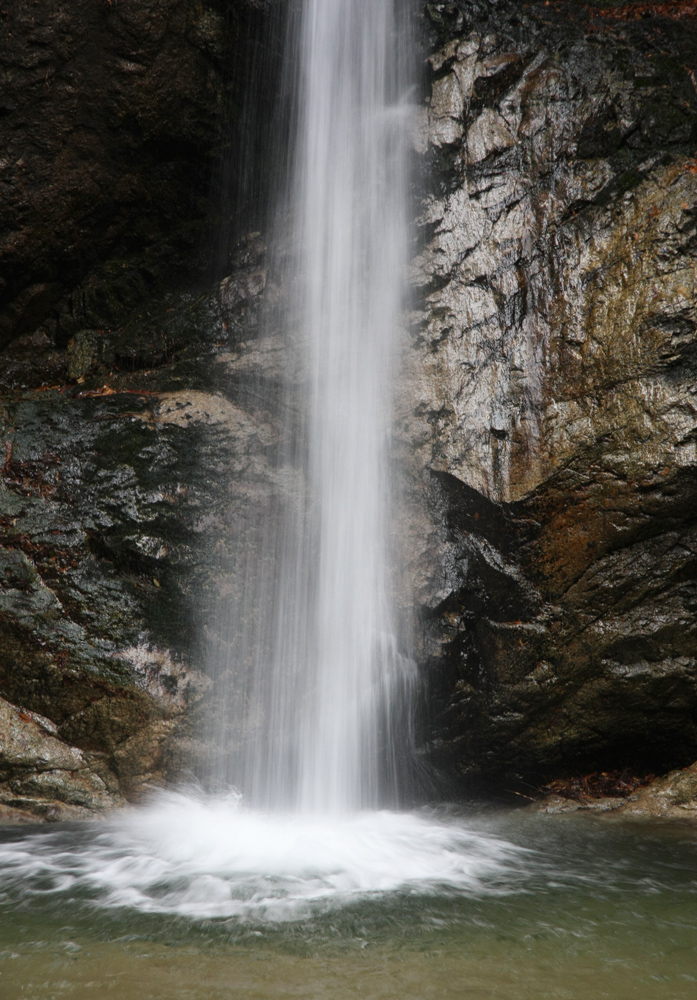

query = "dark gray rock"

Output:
[[0, 231, 280, 817], [0, 0, 278, 819], [0, 0, 269, 350]]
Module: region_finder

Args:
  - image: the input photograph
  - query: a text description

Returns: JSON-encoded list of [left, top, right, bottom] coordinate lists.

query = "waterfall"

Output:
[[227, 0, 415, 813], [0, 4, 558, 933]]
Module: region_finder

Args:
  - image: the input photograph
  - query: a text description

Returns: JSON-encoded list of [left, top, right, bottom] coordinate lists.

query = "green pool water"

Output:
[[0, 806, 695, 1000]]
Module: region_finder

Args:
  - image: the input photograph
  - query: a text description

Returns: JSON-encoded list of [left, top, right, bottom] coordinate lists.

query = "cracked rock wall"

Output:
[[0, 235, 276, 820], [400, 0, 697, 786]]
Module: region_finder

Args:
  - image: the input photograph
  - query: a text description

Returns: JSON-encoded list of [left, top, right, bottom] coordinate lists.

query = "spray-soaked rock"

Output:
[[0, 231, 280, 818]]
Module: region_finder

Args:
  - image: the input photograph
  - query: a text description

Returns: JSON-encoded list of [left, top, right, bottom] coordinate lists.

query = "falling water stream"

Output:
[[1, 2, 696, 997], [239, 0, 415, 813]]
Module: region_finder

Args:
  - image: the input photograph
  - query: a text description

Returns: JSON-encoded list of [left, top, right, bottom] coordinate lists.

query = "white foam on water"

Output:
[[0, 793, 530, 922]]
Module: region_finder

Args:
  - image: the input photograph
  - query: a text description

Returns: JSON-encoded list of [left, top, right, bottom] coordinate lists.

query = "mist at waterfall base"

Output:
[[0, 811, 696, 1000], [0, 794, 530, 922]]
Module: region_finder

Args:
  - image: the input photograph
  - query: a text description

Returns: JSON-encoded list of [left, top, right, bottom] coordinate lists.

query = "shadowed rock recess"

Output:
[[1, 0, 696, 819]]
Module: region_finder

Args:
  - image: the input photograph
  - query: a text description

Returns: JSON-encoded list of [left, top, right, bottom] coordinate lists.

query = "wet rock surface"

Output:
[[0, 225, 279, 818], [0, 0, 268, 350], [402, 0, 697, 789], [0, 695, 122, 820], [531, 761, 697, 823], [0, 0, 280, 818]]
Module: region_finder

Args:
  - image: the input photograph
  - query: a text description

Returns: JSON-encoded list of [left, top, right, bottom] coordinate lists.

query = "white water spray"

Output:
[[0, 792, 531, 922]]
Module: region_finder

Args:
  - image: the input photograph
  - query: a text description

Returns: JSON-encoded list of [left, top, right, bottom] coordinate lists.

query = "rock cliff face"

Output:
[[0, 0, 276, 819], [0, 236, 275, 818], [1, 0, 697, 818], [402, 0, 697, 789]]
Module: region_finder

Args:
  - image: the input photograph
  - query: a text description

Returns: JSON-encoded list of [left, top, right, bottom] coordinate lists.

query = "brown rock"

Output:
[[532, 761, 697, 823], [0, 695, 123, 815]]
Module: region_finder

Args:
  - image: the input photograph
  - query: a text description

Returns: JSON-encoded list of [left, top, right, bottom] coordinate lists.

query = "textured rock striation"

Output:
[[0, 236, 278, 819], [401, 0, 697, 789]]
